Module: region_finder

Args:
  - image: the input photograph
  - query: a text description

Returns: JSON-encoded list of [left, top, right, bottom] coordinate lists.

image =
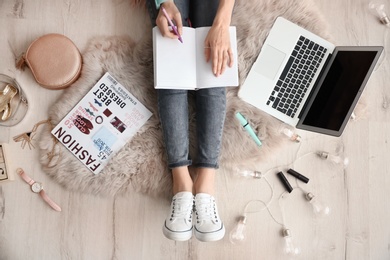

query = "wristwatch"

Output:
[[17, 168, 61, 212]]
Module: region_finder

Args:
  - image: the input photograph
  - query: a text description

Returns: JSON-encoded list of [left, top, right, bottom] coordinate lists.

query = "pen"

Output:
[[235, 112, 262, 147], [161, 7, 183, 43]]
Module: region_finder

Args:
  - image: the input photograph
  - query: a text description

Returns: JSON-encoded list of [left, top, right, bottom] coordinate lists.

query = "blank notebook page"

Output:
[[195, 27, 238, 88], [153, 27, 197, 89]]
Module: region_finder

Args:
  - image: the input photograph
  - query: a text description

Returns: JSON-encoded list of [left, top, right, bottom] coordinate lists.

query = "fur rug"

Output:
[[38, 0, 331, 198]]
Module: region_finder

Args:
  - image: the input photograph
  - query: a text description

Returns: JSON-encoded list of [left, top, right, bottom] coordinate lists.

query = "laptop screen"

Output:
[[297, 46, 383, 136]]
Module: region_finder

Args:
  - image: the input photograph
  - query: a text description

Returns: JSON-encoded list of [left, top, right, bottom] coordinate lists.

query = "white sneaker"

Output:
[[194, 193, 225, 242], [163, 192, 194, 241]]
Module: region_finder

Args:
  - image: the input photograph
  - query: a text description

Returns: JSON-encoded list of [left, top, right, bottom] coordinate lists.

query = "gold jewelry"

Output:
[[13, 119, 52, 149], [13, 119, 61, 167], [0, 84, 18, 121]]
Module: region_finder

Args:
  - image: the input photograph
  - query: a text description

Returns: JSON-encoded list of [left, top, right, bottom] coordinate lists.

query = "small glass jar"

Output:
[[0, 74, 29, 127]]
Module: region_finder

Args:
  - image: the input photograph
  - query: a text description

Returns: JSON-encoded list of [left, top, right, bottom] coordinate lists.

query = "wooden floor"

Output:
[[1, 0, 389, 259]]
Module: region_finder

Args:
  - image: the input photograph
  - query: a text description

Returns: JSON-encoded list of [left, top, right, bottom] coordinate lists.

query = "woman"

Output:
[[146, 0, 235, 242]]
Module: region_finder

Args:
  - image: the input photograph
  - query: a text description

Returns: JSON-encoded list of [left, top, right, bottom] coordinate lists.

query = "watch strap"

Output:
[[17, 168, 62, 212], [39, 190, 62, 212], [17, 168, 35, 185]]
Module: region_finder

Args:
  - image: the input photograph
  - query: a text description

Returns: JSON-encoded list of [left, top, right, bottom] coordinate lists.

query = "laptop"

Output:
[[238, 17, 383, 136]]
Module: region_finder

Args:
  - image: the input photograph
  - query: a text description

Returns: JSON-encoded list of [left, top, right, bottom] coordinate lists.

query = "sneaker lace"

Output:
[[196, 198, 218, 223], [171, 197, 193, 220]]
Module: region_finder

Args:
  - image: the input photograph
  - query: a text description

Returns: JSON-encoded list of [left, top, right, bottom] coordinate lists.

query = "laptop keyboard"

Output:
[[266, 36, 327, 118]]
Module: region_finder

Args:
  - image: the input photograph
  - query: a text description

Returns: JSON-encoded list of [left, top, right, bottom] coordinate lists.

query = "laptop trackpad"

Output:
[[252, 44, 286, 80]]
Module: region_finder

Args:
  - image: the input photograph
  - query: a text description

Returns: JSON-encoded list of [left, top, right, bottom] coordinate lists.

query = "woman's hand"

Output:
[[204, 24, 234, 77], [156, 1, 183, 41]]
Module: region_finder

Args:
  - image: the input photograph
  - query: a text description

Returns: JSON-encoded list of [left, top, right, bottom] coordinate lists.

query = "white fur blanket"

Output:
[[38, 0, 330, 198]]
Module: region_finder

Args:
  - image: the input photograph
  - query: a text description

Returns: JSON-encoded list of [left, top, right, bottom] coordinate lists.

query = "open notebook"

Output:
[[153, 26, 239, 90]]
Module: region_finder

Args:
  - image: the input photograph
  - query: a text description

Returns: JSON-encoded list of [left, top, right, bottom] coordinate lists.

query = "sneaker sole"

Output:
[[194, 224, 225, 242], [163, 225, 193, 241]]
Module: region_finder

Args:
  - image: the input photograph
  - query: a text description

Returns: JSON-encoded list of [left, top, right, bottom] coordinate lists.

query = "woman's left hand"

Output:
[[204, 24, 234, 77]]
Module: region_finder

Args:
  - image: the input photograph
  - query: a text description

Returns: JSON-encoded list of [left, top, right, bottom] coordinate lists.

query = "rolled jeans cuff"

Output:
[[168, 160, 192, 169], [194, 162, 219, 169]]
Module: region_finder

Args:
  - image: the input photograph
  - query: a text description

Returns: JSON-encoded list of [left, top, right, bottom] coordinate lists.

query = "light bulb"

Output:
[[234, 167, 263, 179], [229, 216, 247, 245], [282, 228, 301, 256], [317, 151, 349, 168], [369, 2, 390, 26], [281, 127, 301, 142], [305, 192, 331, 217], [350, 112, 356, 120]]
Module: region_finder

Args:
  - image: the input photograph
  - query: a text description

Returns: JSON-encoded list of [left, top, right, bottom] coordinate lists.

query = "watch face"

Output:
[[31, 182, 43, 193]]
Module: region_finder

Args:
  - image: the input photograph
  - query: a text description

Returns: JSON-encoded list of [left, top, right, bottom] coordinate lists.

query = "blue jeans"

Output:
[[146, 0, 226, 169]]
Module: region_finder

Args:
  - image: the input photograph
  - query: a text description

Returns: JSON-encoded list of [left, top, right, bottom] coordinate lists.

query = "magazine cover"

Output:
[[51, 72, 152, 174]]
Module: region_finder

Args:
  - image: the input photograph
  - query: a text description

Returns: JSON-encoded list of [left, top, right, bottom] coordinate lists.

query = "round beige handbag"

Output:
[[17, 33, 82, 90]]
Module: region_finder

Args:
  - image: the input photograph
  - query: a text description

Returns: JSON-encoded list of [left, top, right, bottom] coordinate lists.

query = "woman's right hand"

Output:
[[156, 1, 183, 40]]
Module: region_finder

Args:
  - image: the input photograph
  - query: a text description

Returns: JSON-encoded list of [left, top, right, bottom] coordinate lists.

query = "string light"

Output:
[[229, 197, 284, 246], [229, 215, 247, 245], [280, 127, 301, 142], [369, 2, 390, 26], [305, 192, 331, 217], [278, 191, 301, 256], [234, 167, 263, 179], [366, 2, 389, 72], [316, 151, 349, 168], [292, 176, 331, 219], [350, 112, 356, 120], [229, 175, 277, 246], [229, 148, 343, 252], [282, 228, 301, 256]]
